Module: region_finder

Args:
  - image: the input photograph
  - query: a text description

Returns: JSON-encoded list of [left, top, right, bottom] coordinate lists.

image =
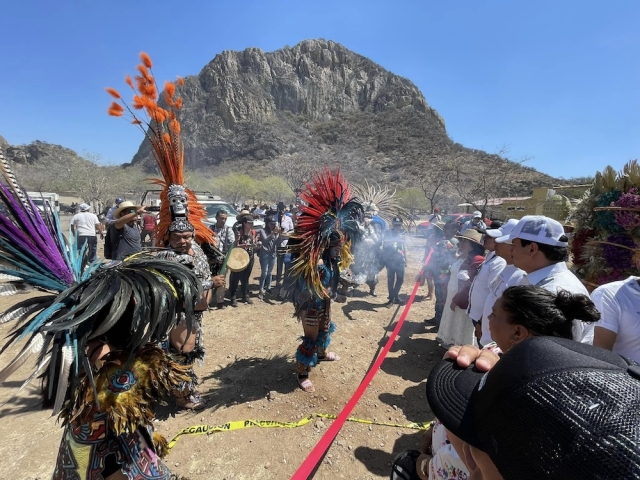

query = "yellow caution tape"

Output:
[[167, 414, 432, 450]]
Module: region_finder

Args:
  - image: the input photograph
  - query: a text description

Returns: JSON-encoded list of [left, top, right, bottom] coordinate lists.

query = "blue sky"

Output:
[[1, 0, 638, 179]]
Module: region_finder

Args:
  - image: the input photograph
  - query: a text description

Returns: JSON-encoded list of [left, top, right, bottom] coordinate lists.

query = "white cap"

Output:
[[79, 203, 91, 212], [496, 215, 568, 247], [473, 210, 482, 218], [486, 218, 518, 239]]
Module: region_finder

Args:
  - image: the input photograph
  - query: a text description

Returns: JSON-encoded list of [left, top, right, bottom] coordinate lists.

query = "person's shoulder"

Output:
[[593, 279, 627, 300]]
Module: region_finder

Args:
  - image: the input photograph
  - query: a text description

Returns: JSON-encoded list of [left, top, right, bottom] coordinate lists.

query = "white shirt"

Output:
[[591, 276, 640, 363], [481, 264, 525, 345], [519, 262, 594, 344], [105, 205, 118, 225], [468, 252, 506, 321], [279, 215, 294, 247], [71, 212, 101, 237], [461, 219, 486, 232]]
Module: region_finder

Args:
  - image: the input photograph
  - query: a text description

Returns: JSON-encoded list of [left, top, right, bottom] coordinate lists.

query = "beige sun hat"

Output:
[[113, 201, 143, 219], [236, 209, 251, 221], [454, 228, 484, 247]]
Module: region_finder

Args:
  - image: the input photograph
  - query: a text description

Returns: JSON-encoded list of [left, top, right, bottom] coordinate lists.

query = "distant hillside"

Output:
[[130, 39, 559, 198], [0, 137, 86, 166]]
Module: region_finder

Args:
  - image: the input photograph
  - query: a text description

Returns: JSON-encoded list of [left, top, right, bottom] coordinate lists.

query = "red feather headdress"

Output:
[[106, 52, 213, 247], [291, 169, 363, 297]]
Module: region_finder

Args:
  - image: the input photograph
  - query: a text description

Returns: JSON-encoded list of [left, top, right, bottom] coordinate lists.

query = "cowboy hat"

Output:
[[236, 209, 251, 221], [113, 201, 143, 219], [454, 229, 484, 247], [431, 221, 446, 231]]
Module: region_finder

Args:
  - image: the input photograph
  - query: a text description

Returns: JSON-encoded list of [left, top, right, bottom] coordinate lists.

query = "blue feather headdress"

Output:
[[0, 150, 201, 416]]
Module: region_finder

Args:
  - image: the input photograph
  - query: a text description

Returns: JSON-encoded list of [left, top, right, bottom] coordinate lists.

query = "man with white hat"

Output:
[[460, 211, 486, 233], [496, 215, 593, 344], [467, 221, 506, 345], [479, 219, 525, 345], [70, 203, 104, 269]]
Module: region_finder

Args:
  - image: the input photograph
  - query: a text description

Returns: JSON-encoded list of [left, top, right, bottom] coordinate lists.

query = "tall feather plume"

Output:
[[0, 151, 33, 216], [106, 53, 213, 247], [290, 169, 363, 297], [0, 153, 77, 288], [352, 181, 409, 226]]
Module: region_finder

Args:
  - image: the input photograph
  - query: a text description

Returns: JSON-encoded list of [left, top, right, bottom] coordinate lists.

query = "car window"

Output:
[[204, 203, 238, 217]]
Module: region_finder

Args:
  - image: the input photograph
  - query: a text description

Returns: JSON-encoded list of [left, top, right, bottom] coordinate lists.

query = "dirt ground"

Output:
[[0, 233, 445, 480]]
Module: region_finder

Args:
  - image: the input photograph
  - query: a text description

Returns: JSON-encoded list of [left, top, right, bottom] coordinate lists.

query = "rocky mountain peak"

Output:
[[131, 39, 446, 168]]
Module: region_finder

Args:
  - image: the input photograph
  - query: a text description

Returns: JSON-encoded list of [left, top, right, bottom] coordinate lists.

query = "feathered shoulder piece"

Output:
[[106, 53, 213, 247], [290, 169, 363, 297], [0, 254, 201, 416]]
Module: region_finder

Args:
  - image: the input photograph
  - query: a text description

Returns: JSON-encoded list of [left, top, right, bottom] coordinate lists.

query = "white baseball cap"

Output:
[[486, 218, 518, 239], [496, 215, 568, 247], [473, 210, 482, 218]]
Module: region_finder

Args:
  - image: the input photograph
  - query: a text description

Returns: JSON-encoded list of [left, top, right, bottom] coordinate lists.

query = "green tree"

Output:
[[397, 187, 429, 216], [213, 173, 257, 204], [256, 176, 294, 204]]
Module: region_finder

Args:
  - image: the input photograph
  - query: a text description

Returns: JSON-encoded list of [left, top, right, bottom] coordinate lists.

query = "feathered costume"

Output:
[[288, 169, 363, 385], [0, 150, 201, 479], [107, 53, 220, 406]]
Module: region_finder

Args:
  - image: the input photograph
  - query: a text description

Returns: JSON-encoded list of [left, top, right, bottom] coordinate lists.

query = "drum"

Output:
[[226, 248, 250, 272]]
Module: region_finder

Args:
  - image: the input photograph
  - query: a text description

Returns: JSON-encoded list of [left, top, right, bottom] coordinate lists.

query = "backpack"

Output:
[[103, 224, 122, 260]]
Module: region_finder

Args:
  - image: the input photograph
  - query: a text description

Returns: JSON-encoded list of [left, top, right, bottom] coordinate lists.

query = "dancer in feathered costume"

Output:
[[288, 169, 363, 392], [0, 150, 201, 479], [106, 53, 225, 410], [351, 182, 407, 296]]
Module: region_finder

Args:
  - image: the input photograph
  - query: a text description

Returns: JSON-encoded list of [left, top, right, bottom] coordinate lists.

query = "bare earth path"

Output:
[[0, 234, 445, 479]]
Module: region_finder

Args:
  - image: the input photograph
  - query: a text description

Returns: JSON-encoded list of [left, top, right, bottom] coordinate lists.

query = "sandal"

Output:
[[298, 375, 315, 393], [318, 352, 340, 362], [176, 393, 207, 410]]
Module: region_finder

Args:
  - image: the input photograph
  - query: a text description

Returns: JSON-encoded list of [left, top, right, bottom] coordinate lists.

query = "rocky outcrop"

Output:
[[0, 139, 84, 165], [131, 39, 447, 169]]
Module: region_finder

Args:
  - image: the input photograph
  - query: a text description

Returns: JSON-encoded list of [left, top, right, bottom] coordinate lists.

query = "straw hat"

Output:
[[454, 228, 484, 247], [236, 209, 251, 221], [113, 201, 142, 219]]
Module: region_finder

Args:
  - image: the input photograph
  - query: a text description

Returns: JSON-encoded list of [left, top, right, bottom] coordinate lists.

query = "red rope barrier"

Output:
[[291, 248, 434, 479]]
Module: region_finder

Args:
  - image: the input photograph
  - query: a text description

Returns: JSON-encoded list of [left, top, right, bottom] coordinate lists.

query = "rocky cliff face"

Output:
[[131, 39, 448, 170], [0, 138, 84, 165]]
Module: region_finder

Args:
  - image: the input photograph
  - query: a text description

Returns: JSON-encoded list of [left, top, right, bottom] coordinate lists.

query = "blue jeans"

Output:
[[258, 254, 276, 291]]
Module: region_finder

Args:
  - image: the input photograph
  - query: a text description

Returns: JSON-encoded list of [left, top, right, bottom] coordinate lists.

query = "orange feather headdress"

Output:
[[106, 52, 213, 247]]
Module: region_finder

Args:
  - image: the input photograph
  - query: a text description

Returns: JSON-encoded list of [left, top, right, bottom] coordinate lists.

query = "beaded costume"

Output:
[[0, 147, 200, 478], [287, 169, 363, 388], [107, 53, 222, 407]]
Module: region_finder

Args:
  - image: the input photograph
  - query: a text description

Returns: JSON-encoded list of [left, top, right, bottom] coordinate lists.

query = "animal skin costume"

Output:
[[0, 142, 201, 478], [287, 169, 363, 388], [107, 54, 222, 408]]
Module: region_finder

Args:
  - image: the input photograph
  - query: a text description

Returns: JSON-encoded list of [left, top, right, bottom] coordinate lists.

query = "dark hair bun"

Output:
[[554, 289, 601, 323]]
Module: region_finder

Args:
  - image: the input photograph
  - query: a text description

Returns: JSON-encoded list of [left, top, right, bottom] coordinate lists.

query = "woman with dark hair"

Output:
[[396, 285, 600, 480], [489, 285, 600, 353], [436, 229, 485, 348]]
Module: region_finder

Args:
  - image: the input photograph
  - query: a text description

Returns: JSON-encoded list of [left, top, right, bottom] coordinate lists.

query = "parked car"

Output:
[[202, 201, 265, 230], [416, 213, 475, 237]]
